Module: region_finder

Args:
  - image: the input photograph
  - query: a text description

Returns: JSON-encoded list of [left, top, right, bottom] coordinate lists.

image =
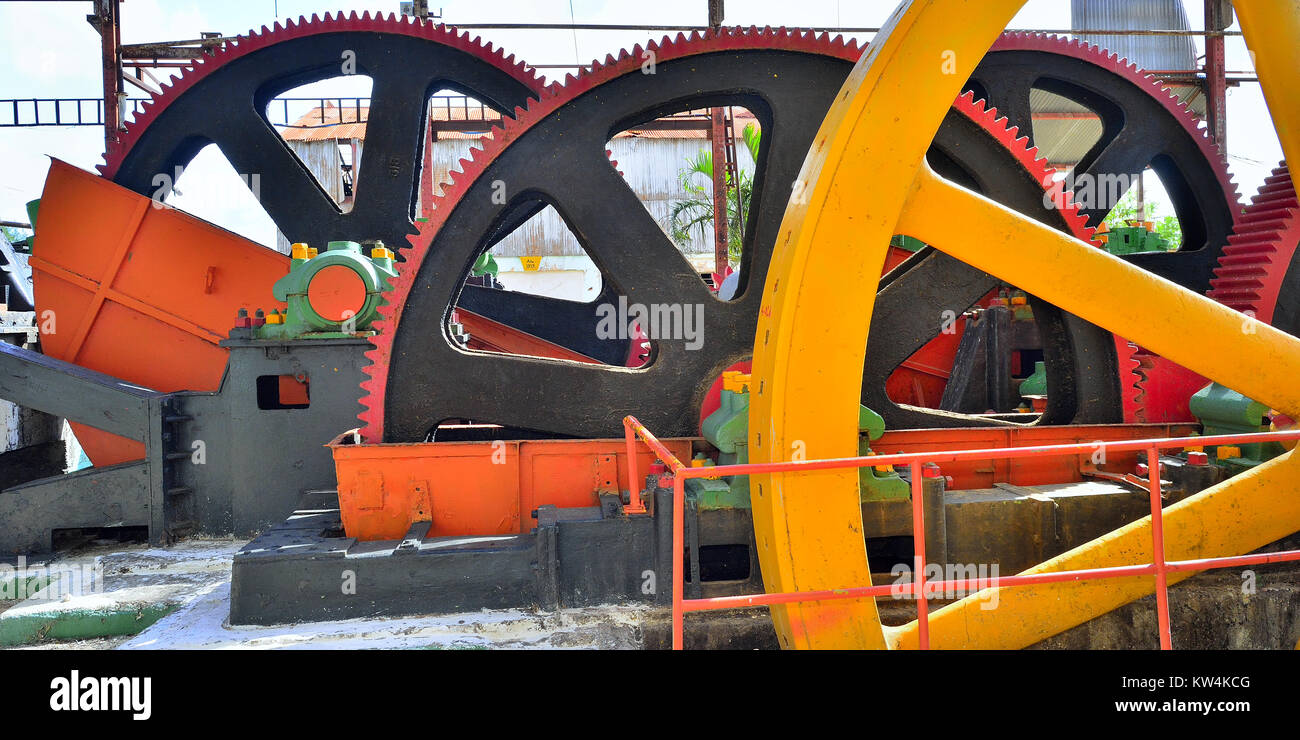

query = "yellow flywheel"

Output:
[[749, 0, 1300, 649]]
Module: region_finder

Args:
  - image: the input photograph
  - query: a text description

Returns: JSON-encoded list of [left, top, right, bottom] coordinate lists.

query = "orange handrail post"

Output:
[[909, 460, 930, 650], [1147, 444, 1173, 649], [673, 473, 686, 650], [623, 419, 646, 515], [617, 416, 1300, 650]]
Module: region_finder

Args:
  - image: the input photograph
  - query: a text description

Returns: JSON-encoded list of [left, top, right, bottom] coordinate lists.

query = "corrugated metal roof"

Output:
[[279, 103, 366, 141]]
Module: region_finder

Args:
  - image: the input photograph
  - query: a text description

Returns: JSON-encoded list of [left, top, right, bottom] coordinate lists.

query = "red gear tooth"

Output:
[[1112, 337, 1144, 422], [1207, 163, 1299, 325], [359, 28, 1242, 440], [100, 15, 544, 180]]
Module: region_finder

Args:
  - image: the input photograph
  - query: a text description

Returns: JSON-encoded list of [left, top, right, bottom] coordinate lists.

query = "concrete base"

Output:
[[5, 535, 1299, 650], [0, 539, 243, 646]]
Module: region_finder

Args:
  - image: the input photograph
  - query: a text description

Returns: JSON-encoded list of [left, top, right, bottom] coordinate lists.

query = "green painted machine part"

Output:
[[255, 240, 396, 340], [471, 253, 499, 278], [856, 405, 909, 501], [694, 371, 753, 509], [1189, 382, 1280, 466], [694, 373, 907, 508], [889, 234, 926, 253], [1020, 360, 1048, 399], [1101, 224, 1171, 256], [5, 199, 40, 252]]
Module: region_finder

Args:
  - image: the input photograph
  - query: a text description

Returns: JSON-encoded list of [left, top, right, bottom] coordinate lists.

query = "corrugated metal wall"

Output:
[[273, 130, 759, 260], [275, 140, 346, 253], [1071, 0, 1198, 71], [423, 135, 757, 258]]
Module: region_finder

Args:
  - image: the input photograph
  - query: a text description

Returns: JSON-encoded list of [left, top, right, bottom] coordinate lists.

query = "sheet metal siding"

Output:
[[275, 140, 345, 253], [424, 136, 757, 258], [1071, 0, 1197, 72]]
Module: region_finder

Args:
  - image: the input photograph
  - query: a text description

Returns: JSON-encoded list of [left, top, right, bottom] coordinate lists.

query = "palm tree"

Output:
[[669, 122, 761, 267]]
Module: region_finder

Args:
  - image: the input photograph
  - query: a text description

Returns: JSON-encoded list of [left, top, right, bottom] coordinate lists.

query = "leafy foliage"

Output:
[[1101, 186, 1182, 249], [668, 121, 761, 267]]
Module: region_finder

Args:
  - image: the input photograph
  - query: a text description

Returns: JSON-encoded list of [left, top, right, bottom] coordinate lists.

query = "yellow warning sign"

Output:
[[520, 256, 542, 272]]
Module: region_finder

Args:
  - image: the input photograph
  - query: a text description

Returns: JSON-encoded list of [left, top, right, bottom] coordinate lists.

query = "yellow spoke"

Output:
[[899, 167, 1300, 418], [890, 449, 1300, 650]]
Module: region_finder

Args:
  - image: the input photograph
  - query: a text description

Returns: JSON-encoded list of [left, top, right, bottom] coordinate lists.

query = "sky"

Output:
[[0, 0, 1285, 245]]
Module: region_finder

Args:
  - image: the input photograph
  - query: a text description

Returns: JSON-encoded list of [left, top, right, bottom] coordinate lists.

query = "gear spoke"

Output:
[[557, 150, 714, 306], [734, 104, 830, 301], [1072, 126, 1151, 223], [208, 113, 342, 242], [966, 65, 1037, 134], [403, 351, 651, 438], [352, 70, 439, 219]]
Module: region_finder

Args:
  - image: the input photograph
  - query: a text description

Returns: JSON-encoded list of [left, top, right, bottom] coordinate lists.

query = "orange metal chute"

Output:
[[32, 162, 626, 465], [32, 160, 289, 464], [330, 434, 693, 541]]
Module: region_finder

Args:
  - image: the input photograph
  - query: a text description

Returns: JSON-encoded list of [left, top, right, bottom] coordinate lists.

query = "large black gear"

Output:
[[102, 14, 544, 255], [367, 31, 1189, 442]]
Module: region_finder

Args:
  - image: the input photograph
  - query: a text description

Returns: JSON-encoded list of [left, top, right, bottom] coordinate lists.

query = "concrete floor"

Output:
[[6, 535, 1300, 649]]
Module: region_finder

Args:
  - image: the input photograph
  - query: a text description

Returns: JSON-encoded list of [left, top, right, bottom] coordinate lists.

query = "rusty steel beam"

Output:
[[1204, 0, 1230, 146], [94, 0, 122, 149]]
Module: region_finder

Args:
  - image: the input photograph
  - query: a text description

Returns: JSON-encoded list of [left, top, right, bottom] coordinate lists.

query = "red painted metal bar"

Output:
[[624, 417, 688, 472], [672, 473, 686, 650], [909, 461, 930, 650], [678, 547, 1300, 612], [668, 429, 1300, 481], [622, 421, 647, 515], [618, 417, 1300, 650], [1147, 445, 1174, 649]]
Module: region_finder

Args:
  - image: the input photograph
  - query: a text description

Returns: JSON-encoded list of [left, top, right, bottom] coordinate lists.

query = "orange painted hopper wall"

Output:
[[31, 160, 289, 464]]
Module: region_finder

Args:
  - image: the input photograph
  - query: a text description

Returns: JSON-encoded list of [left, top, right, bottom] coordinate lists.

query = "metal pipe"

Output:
[[676, 546, 1300, 613], [449, 23, 1241, 37], [623, 416, 687, 472], [623, 419, 646, 514], [672, 473, 685, 650], [909, 461, 929, 650], [630, 415, 1300, 648], [668, 429, 1300, 481], [1146, 445, 1172, 649]]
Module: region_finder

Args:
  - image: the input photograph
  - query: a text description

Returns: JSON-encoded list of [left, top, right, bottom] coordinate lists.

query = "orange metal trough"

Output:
[[31, 160, 613, 465], [32, 160, 290, 465], [328, 432, 693, 541]]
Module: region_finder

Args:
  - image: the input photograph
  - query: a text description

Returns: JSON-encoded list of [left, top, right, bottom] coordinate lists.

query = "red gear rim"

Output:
[[359, 28, 1205, 441], [99, 11, 546, 179]]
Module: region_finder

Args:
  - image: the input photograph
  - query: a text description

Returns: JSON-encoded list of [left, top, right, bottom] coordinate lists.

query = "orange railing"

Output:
[[622, 415, 1300, 650]]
